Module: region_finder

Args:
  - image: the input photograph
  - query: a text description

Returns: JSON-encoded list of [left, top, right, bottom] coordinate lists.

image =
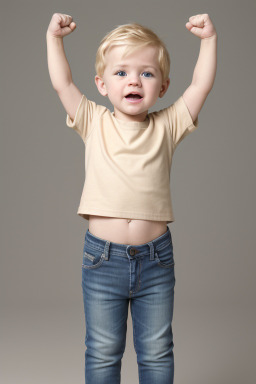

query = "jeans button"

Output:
[[130, 248, 136, 256]]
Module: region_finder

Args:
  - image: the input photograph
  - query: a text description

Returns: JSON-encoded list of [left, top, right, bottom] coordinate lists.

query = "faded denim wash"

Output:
[[81, 226, 176, 384]]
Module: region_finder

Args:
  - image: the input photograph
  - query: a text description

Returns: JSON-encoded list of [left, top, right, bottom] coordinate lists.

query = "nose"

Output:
[[128, 73, 142, 86]]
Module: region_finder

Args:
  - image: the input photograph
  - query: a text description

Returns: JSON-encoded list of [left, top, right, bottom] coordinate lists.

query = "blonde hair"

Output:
[[95, 23, 170, 82]]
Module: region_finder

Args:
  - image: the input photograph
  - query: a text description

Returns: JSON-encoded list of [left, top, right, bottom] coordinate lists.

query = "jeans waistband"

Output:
[[84, 226, 172, 261]]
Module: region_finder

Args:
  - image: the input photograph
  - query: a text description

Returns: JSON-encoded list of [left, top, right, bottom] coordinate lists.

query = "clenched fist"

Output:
[[185, 14, 217, 40], [47, 13, 76, 38]]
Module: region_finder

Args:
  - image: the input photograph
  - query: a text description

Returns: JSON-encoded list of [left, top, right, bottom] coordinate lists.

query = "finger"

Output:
[[189, 14, 205, 27], [185, 21, 200, 32], [60, 22, 76, 36], [185, 21, 193, 28], [188, 26, 204, 38], [189, 14, 207, 20], [60, 14, 73, 26], [59, 26, 73, 36], [64, 14, 73, 20]]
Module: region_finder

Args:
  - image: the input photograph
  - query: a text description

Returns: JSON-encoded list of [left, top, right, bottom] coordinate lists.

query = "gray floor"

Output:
[[1, 303, 255, 384]]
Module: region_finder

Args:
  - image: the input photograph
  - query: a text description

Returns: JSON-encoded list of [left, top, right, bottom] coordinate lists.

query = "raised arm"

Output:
[[182, 14, 217, 123], [46, 13, 83, 121]]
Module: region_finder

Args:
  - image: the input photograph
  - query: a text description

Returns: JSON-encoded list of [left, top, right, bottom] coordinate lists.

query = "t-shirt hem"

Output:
[[76, 207, 174, 223]]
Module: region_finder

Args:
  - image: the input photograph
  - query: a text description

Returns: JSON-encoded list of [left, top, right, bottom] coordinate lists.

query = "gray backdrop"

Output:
[[1, 0, 256, 383]]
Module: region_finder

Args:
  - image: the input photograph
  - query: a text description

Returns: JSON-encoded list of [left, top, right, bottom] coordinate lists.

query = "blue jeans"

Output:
[[81, 226, 176, 384]]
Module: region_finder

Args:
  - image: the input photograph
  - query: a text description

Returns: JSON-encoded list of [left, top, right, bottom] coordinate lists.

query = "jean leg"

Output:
[[130, 254, 176, 384], [82, 265, 129, 384]]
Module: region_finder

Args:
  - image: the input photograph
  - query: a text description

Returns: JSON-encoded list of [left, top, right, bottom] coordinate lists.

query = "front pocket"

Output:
[[155, 242, 175, 268], [82, 247, 106, 270], [83, 251, 95, 262]]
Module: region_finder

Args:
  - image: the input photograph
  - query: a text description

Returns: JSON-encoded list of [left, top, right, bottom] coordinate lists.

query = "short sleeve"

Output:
[[66, 94, 99, 143], [163, 95, 199, 150]]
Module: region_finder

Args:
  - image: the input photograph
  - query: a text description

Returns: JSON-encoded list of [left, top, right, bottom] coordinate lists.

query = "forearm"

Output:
[[191, 34, 217, 93], [46, 32, 72, 92]]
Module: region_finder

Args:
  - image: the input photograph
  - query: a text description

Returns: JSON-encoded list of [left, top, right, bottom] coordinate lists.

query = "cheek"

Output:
[[107, 88, 120, 103], [109, 89, 120, 100], [109, 82, 121, 93], [147, 86, 160, 99], [145, 80, 160, 92]]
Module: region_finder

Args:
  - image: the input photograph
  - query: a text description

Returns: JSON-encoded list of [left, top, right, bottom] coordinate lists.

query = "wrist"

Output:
[[202, 33, 218, 41], [46, 30, 63, 40]]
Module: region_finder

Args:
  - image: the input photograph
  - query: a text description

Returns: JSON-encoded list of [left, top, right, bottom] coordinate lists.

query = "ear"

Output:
[[95, 75, 108, 96], [159, 78, 170, 98]]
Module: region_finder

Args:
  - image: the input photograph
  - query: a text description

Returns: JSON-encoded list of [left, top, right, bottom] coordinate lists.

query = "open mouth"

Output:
[[125, 94, 142, 99]]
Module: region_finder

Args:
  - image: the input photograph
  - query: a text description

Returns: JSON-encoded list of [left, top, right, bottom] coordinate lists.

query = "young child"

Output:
[[46, 13, 217, 384]]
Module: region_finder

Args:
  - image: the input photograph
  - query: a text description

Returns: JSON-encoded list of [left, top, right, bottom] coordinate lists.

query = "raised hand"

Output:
[[185, 14, 217, 40], [47, 13, 77, 38]]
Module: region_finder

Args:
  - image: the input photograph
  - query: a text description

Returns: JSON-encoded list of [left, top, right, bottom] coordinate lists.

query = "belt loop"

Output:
[[103, 240, 110, 260], [148, 241, 155, 261]]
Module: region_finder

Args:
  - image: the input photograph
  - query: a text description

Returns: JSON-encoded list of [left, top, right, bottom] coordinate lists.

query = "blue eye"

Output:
[[142, 72, 153, 77], [116, 71, 127, 76], [115, 71, 153, 77]]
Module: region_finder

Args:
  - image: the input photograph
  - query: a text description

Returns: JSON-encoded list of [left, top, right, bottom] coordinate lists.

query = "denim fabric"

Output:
[[81, 226, 176, 384]]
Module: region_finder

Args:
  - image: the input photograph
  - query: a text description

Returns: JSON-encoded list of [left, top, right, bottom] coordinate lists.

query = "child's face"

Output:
[[95, 45, 170, 122]]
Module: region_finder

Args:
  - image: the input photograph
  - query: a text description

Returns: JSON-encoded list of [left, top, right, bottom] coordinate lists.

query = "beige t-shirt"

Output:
[[66, 94, 198, 223]]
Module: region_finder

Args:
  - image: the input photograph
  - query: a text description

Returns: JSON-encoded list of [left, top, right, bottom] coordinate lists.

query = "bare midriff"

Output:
[[88, 215, 168, 246]]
